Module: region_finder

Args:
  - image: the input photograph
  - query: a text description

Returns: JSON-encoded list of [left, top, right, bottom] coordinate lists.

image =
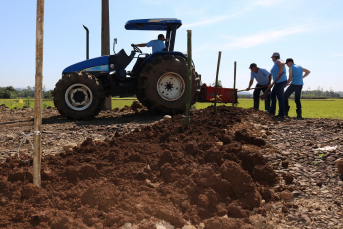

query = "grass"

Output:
[[1, 98, 343, 119], [195, 98, 343, 119], [0, 98, 54, 110], [111, 98, 136, 109]]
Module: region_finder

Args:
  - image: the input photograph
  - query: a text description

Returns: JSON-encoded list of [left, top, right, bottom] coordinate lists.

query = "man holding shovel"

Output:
[[284, 58, 311, 119], [246, 63, 272, 111], [269, 52, 287, 120]]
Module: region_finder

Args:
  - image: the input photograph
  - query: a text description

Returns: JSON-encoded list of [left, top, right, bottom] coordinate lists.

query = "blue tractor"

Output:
[[53, 18, 200, 120]]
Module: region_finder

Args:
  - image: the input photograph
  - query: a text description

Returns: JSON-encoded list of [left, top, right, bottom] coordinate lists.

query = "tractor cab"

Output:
[[125, 18, 182, 52], [125, 18, 186, 78]]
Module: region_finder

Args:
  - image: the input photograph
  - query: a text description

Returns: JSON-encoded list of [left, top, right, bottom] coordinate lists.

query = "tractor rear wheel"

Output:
[[137, 55, 199, 114], [53, 71, 105, 120]]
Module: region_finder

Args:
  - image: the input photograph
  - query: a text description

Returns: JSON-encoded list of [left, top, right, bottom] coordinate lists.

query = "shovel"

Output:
[[260, 72, 284, 100], [237, 86, 268, 92]]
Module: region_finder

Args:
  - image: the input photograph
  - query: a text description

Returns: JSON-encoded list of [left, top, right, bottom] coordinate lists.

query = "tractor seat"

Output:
[[116, 49, 133, 69]]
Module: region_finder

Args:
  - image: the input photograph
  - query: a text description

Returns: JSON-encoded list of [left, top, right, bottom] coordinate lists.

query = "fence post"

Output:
[[214, 51, 222, 114], [232, 61, 237, 107], [33, 0, 45, 187], [185, 30, 192, 126], [101, 0, 112, 110]]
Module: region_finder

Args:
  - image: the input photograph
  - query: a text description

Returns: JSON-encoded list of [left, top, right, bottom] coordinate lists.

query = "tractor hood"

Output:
[[62, 56, 109, 73], [125, 18, 182, 31]]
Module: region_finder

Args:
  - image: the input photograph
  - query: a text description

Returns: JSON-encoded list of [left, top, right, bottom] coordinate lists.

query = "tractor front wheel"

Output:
[[53, 71, 105, 120]]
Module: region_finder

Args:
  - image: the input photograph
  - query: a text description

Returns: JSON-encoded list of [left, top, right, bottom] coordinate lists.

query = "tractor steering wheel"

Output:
[[131, 44, 142, 53]]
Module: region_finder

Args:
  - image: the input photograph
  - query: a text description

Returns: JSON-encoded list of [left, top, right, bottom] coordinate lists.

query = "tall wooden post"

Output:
[[185, 30, 192, 126], [233, 61, 237, 107], [33, 0, 44, 187], [214, 51, 222, 114], [101, 0, 110, 56], [101, 0, 112, 110]]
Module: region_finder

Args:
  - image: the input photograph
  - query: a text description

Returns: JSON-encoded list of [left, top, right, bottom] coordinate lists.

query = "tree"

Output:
[[0, 86, 16, 98], [44, 90, 54, 99], [211, 80, 223, 87]]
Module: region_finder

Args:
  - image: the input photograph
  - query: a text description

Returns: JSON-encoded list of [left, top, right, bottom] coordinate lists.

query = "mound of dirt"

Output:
[[0, 106, 278, 228], [112, 100, 147, 113]]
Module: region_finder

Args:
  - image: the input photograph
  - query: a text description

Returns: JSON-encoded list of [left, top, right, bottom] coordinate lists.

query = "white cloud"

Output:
[[182, 15, 229, 28], [193, 25, 311, 53], [183, 0, 284, 28], [332, 53, 343, 57], [222, 25, 311, 50], [252, 0, 284, 7], [139, 0, 171, 5]]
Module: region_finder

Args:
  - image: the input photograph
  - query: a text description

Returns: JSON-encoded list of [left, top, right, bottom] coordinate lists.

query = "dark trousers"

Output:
[[284, 84, 303, 110], [269, 80, 287, 116], [253, 84, 270, 111]]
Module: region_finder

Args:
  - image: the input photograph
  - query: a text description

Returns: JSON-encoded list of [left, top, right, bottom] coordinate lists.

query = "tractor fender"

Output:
[[146, 51, 187, 62], [133, 51, 188, 78]]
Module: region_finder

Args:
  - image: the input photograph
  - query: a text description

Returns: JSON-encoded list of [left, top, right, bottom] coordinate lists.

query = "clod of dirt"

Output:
[[130, 100, 144, 112], [204, 216, 256, 229], [283, 172, 294, 184], [337, 158, 343, 175], [220, 160, 255, 196], [252, 165, 278, 185], [63, 143, 77, 151], [280, 190, 294, 200], [227, 203, 251, 218], [281, 161, 289, 168]]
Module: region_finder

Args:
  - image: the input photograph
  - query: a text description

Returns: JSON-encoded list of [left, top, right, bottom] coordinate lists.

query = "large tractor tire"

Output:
[[137, 55, 199, 115], [53, 71, 105, 120]]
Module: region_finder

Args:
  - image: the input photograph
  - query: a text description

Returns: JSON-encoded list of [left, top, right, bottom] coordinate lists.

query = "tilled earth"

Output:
[[0, 103, 342, 229]]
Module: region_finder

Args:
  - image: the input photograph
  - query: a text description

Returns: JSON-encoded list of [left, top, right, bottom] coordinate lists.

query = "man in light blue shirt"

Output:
[[269, 52, 287, 120], [135, 34, 166, 53], [246, 63, 272, 111], [284, 58, 311, 119]]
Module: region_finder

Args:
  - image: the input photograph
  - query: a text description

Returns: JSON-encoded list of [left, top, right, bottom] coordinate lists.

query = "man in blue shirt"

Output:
[[284, 58, 311, 119], [246, 63, 272, 111], [269, 52, 288, 120], [135, 34, 166, 53]]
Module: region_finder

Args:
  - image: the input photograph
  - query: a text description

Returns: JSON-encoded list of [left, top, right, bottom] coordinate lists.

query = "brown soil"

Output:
[[3, 103, 342, 228], [0, 105, 279, 228]]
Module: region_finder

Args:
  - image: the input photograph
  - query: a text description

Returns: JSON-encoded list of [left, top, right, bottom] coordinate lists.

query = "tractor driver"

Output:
[[135, 34, 166, 54]]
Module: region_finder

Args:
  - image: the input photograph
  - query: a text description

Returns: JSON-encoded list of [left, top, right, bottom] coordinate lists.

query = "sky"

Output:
[[1, 0, 343, 92]]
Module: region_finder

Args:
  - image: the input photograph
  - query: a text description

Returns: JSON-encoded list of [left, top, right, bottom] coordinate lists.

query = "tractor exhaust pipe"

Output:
[[83, 25, 89, 60]]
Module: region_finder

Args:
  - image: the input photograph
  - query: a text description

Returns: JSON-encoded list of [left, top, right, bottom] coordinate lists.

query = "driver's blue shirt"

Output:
[[146, 40, 165, 53]]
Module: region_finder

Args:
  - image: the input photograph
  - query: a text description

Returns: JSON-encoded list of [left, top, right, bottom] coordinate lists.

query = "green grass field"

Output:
[[1, 98, 343, 119], [195, 98, 343, 119], [0, 98, 135, 110]]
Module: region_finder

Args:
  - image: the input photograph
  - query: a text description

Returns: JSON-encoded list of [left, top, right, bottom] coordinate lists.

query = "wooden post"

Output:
[[232, 61, 237, 107], [33, 0, 44, 187], [214, 51, 222, 114], [101, 0, 112, 110], [185, 30, 192, 126], [101, 0, 110, 56]]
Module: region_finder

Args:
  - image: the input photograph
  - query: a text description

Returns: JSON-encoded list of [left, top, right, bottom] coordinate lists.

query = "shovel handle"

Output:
[[237, 86, 268, 92], [260, 72, 284, 97]]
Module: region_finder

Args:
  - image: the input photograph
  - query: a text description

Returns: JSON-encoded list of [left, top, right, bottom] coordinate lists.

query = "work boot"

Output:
[[296, 108, 303, 120], [285, 106, 290, 117], [273, 115, 285, 121], [267, 110, 275, 116]]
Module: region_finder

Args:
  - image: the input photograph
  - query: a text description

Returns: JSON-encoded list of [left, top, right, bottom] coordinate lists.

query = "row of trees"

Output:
[[0, 86, 53, 99], [301, 87, 341, 98]]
